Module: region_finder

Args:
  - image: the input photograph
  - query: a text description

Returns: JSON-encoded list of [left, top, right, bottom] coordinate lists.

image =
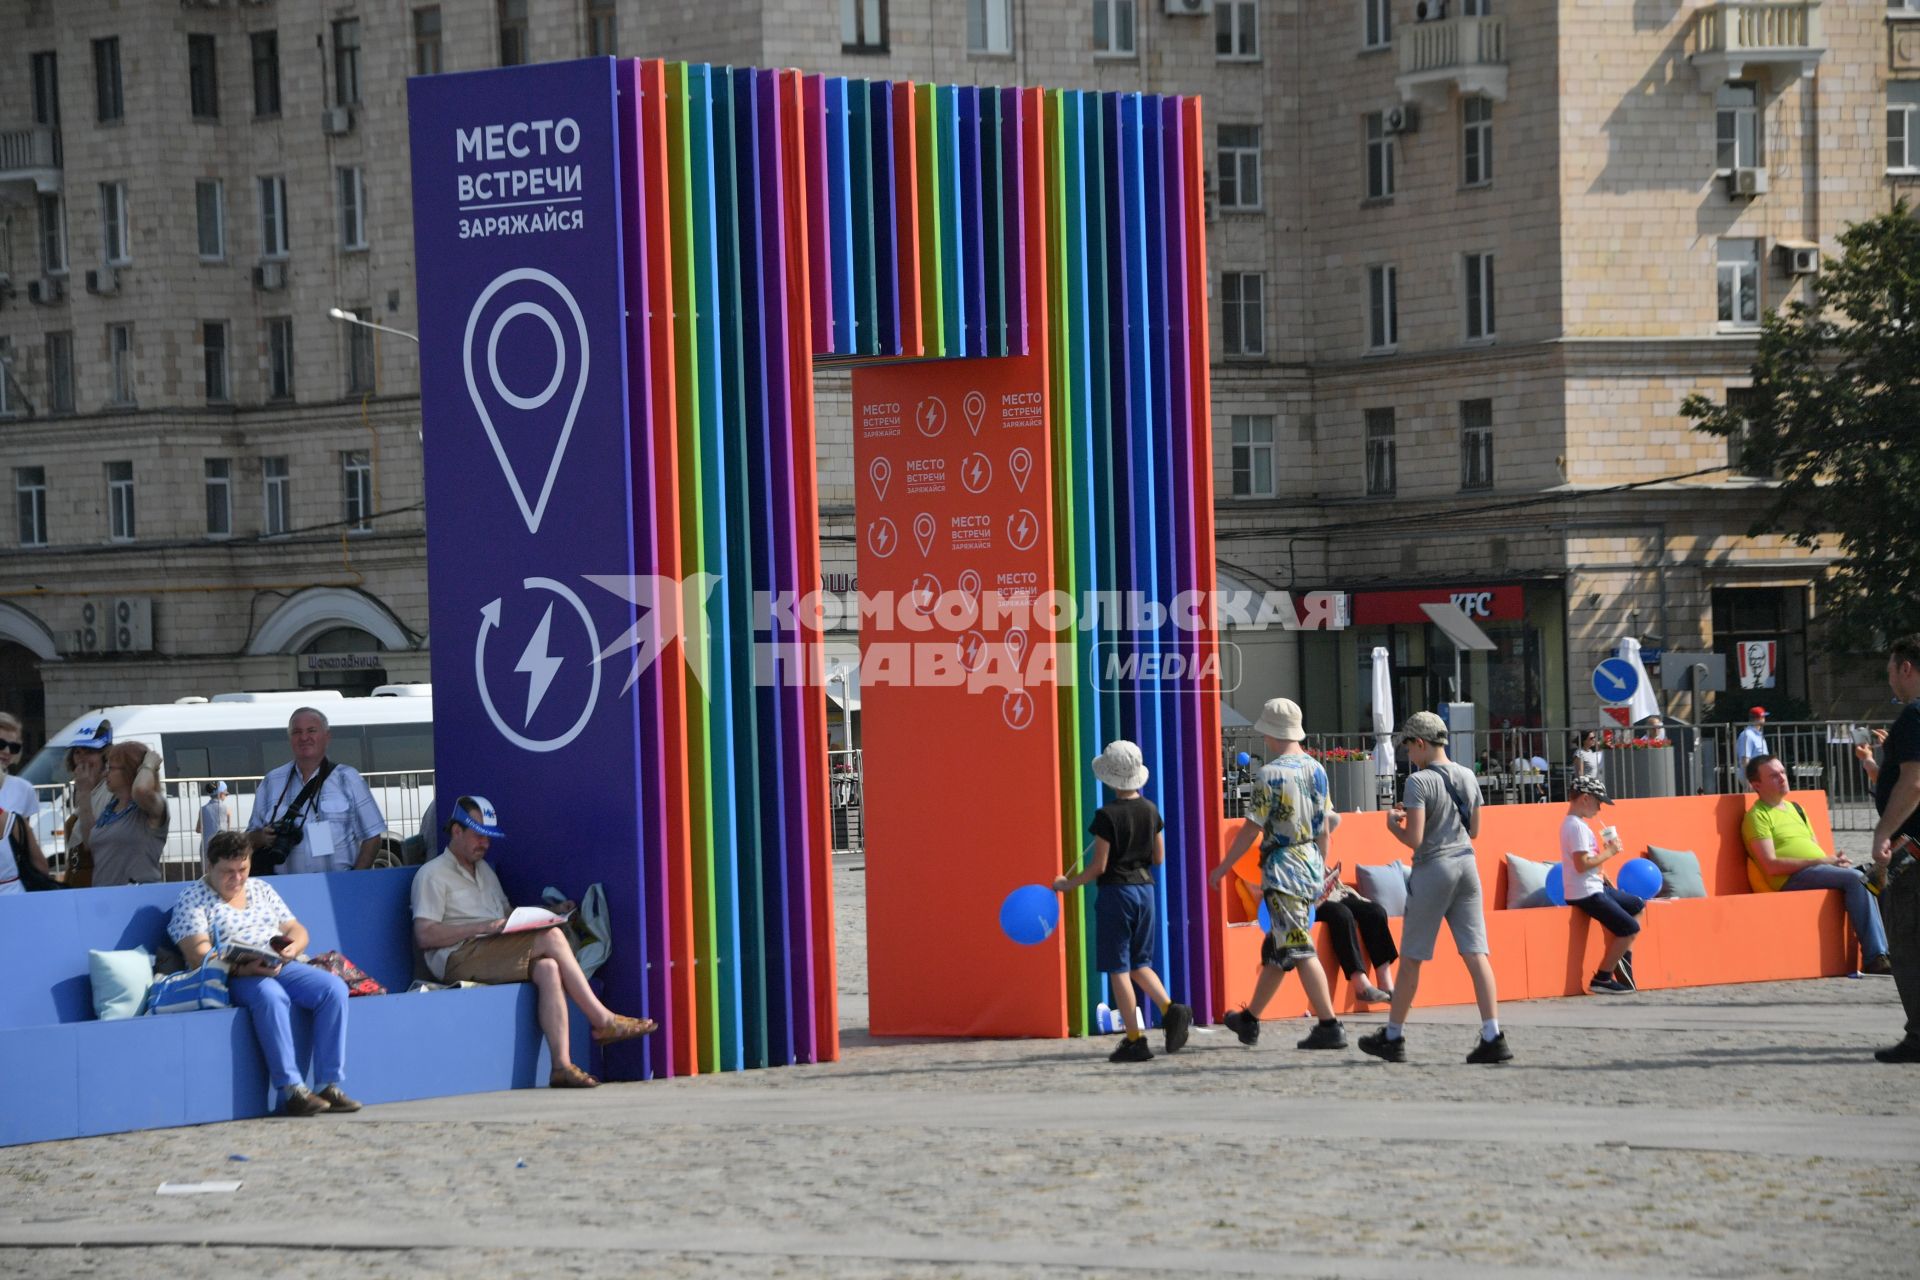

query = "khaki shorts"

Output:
[[444, 926, 570, 984]]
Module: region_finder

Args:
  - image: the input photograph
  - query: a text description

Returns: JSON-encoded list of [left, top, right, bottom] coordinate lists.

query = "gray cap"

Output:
[[1396, 710, 1449, 745]]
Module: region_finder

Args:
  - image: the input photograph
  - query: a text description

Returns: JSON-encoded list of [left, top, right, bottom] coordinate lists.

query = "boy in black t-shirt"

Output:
[[1870, 635, 1920, 1063], [1055, 741, 1195, 1062]]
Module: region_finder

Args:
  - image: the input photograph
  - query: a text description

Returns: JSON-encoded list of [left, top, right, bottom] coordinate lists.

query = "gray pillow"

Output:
[[1645, 845, 1707, 899], [1504, 854, 1556, 909], [1355, 861, 1411, 917]]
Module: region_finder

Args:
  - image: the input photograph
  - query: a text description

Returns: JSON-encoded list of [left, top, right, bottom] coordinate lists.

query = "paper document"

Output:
[[501, 906, 569, 934]]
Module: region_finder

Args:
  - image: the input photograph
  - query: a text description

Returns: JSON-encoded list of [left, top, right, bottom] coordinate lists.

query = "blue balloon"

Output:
[[1000, 884, 1061, 946], [1545, 863, 1567, 907], [1257, 898, 1271, 932], [1617, 857, 1663, 901], [1236, 751, 1251, 767]]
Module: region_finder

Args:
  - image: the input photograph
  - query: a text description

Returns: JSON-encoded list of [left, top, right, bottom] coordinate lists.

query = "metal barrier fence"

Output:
[[829, 749, 864, 854]]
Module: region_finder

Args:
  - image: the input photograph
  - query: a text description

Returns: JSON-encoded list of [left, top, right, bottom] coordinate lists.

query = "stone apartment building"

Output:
[[0, 0, 1908, 754]]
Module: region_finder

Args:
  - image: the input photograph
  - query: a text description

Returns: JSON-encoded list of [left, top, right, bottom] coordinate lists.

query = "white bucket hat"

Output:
[[1091, 740, 1149, 791], [1253, 697, 1305, 742]]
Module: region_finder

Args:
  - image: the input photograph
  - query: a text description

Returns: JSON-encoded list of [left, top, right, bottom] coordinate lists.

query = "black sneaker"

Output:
[[1162, 1003, 1194, 1053], [1108, 1036, 1153, 1064], [1222, 1008, 1260, 1046], [1466, 1032, 1514, 1064], [1590, 975, 1631, 994], [1357, 1029, 1406, 1063], [1297, 1019, 1348, 1050], [1873, 1036, 1920, 1064]]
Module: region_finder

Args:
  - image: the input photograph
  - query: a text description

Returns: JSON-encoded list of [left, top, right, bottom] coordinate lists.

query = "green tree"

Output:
[[1684, 204, 1920, 653]]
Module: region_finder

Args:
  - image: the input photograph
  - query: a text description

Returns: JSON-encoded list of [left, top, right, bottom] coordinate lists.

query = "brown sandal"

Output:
[[591, 1014, 658, 1045], [549, 1062, 600, 1089]]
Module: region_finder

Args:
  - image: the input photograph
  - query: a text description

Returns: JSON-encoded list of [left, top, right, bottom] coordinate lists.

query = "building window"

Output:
[[587, 0, 618, 55], [1462, 0, 1492, 13], [1716, 82, 1760, 171], [263, 456, 291, 537], [969, 0, 1013, 54], [205, 458, 232, 538], [106, 461, 135, 542], [93, 37, 123, 123], [414, 8, 444, 76], [338, 167, 368, 250], [195, 179, 225, 260], [1460, 399, 1493, 491], [1230, 414, 1275, 498], [268, 317, 295, 400], [251, 31, 281, 118], [1717, 238, 1760, 326], [1221, 271, 1265, 357], [1365, 408, 1396, 496], [333, 19, 362, 105], [347, 308, 377, 393], [45, 332, 74, 415], [1363, 0, 1391, 51], [202, 321, 230, 403], [1093, 0, 1136, 56], [1465, 252, 1496, 340], [37, 194, 66, 273], [343, 451, 374, 532], [0, 341, 15, 419], [1725, 386, 1775, 479], [499, 0, 530, 66], [1366, 264, 1398, 352], [1217, 0, 1259, 59], [30, 51, 59, 129], [188, 34, 220, 119], [1365, 113, 1395, 200], [842, 0, 888, 53], [259, 176, 289, 258], [15, 468, 48, 548], [1216, 125, 1262, 211], [1890, 82, 1920, 172], [1463, 96, 1493, 186], [99, 182, 130, 265], [108, 324, 134, 405]]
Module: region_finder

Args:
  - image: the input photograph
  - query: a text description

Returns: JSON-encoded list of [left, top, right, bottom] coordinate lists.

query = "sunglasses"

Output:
[[0, 739, 22, 754]]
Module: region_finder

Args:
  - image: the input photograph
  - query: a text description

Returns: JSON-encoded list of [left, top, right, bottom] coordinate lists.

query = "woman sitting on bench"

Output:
[[1315, 866, 1396, 1004]]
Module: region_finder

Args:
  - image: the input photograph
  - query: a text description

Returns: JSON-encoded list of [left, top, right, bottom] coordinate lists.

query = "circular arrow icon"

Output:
[[475, 577, 603, 754], [960, 451, 993, 495], [915, 395, 948, 438]]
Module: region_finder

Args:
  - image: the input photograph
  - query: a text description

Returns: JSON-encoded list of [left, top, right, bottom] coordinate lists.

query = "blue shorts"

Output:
[[1571, 884, 1643, 937], [1094, 883, 1156, 973]]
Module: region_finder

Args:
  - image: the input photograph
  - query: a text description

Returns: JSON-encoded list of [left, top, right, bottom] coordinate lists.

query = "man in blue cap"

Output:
[[411, 795, 654, 1088]]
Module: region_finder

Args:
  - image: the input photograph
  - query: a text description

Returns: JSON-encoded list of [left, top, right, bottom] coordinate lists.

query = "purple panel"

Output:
[[1001, 87, 1025, 356]]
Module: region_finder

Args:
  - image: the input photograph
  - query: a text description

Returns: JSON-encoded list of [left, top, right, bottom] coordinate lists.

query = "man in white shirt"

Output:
[[410, 795, 654, 1088], [1736, 707, 1770, 771], [246, 707, 386, 873]]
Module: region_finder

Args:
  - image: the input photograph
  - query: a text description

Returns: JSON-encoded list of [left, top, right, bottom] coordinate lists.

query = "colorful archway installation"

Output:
[[409, 58, 1221, 1081]]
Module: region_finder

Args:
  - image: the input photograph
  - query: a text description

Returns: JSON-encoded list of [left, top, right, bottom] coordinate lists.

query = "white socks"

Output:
[[1481, 1019, 1500, 1042], [1384, 1022, 1404, 1041]]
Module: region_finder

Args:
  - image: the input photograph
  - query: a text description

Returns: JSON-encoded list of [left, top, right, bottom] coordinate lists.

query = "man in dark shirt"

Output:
[[1870, 635, 1920, 1063]]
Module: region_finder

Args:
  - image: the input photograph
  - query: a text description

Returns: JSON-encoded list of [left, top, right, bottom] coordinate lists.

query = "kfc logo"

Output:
[[1450, 591, 1494, 619]]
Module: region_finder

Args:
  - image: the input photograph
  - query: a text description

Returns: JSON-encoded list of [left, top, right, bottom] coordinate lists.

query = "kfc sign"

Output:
[[1352, 585, 1526, 626]]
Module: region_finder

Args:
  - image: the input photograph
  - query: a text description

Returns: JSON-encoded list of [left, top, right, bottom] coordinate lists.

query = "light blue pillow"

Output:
[[1504, 854, 1556, 909], [1645, 845, 1707, 899], [88, 946, 154, 1021], [1355, 861, 1411, 917]]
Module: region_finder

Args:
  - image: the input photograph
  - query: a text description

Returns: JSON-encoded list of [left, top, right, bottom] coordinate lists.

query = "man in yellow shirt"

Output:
[[1742, 755, 1890, 973]]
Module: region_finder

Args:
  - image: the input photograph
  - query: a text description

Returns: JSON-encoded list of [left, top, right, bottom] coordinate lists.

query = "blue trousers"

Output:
[[1782, 863, 1889, 962], [230, 962, 350, 1091]]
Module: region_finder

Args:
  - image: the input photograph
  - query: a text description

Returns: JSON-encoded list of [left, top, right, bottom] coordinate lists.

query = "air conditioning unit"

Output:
[[322, 106, 354, 136], [1164, 0, 1213, 14], [1728, 167, 1768, 198], [253, 260, 287, 291], [1780, 244, 1820, 275], [85, 266, 119, 296], [27, 276, 66, 304], [1384, 104, 1420, 135], [76, 598, 109, 653], [112, 596, 154, 653]]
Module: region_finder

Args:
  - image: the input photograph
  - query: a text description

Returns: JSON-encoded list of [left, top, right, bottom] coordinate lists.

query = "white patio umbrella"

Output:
[[1370, 646, 1395, 776], [1614, 636, 1662, 726]]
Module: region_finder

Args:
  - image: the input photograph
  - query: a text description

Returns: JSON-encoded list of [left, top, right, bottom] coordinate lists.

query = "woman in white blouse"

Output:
[[170, 831, 358, 1117]]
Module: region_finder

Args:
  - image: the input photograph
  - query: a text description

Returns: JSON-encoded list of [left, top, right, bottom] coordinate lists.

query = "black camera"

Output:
[[257, 814, 303, 871]]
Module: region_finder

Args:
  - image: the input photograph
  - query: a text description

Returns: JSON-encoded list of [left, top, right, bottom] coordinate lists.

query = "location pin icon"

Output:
[[913, 512, 936, 557], [1005, 627, 1031, 668], [964, 390, 987, 436], [958, 569, 982, 602], [870, 457, 892, 500], [1009, 447, 1033, 494]]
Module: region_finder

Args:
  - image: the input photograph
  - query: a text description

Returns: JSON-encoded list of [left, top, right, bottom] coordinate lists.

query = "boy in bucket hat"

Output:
[[1560, 774, 1644, 994], [1358, 711, 1513, 1065], [1207, 698, 1349, 1052], [1054, 741, 1195, 1062]]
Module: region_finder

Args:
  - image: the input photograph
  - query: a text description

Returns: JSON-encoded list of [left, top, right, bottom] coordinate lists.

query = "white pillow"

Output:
[[1504, 854, 1556, 910]]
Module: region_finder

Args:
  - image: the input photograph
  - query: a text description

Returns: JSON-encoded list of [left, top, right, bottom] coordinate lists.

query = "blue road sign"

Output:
[[1592, 657, 1640, 704]]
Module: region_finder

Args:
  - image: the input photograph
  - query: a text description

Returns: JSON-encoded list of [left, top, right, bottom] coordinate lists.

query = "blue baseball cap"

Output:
[[450, 795, 505, 839], [65, 718, 112, 751]]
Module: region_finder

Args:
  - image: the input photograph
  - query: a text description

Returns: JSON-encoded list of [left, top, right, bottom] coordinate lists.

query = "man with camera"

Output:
[[246, 706, 387, 874]]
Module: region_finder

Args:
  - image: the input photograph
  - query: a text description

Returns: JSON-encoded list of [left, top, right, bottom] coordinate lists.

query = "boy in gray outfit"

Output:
[[1357, 711, 1513, 1065]]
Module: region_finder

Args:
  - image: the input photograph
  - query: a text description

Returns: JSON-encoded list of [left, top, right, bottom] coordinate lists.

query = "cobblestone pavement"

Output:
[[1, 858, 1913, 1280]]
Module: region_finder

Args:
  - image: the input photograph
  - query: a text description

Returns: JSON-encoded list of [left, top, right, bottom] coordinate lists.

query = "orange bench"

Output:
[[1216, 792, 1854, 1016]]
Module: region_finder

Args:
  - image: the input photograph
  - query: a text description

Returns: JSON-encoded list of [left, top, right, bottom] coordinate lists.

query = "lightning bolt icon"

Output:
[[962, 634, 981, 667], [1015, 513, 1033, 543], [967, 458, 984, 487], [515, 604, 564, 727], [875, 524, 892, 553]]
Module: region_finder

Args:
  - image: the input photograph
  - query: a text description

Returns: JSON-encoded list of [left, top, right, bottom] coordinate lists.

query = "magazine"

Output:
[[501, 906, 571, 934]]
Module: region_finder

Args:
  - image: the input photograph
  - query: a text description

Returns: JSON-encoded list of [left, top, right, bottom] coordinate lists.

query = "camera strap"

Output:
[[272, 759, 337, 829]]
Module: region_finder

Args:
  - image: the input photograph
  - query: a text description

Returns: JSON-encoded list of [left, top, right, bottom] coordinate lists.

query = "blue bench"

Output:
[[0, 867, 584, 1147]]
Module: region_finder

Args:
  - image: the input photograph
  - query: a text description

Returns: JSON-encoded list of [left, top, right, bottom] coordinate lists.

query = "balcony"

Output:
[[0, 126, 61, 193], [1396, 15, 1508, 105], [1689, 2, 1825, 90]]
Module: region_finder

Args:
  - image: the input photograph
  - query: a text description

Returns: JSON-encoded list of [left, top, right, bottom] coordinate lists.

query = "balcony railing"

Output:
[[0, 126, 61, 191], [1689, 2, 1825, 88], [1396, 15, 1508, 103]]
